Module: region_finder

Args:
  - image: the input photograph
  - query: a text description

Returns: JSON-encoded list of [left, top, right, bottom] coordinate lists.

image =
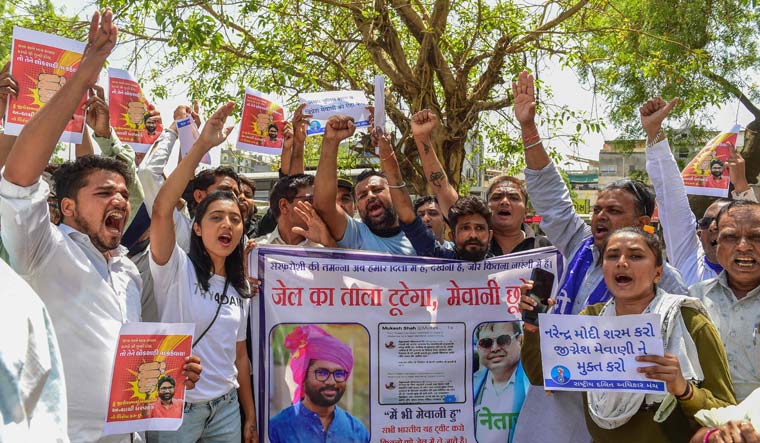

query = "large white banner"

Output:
[[251, 246, 563, 443]]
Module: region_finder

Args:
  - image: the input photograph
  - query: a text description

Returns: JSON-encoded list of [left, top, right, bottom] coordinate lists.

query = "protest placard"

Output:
[[104, 322, 194, 435], [538, 313, 666, 394], [681, 124, 741, 198], [300, 90, 371, 136], [5, 26, 86, 143], [236, 88, 286, 154], [176, 116, 210, 164], [373, 76, 386, 155], [107, 68, 162, 153], [250, 246, 563, 443]]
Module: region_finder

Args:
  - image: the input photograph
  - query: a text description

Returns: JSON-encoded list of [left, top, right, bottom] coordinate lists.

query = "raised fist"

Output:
[[127, 101, 147, 126], [38, 73, 66, 103], [137, 361, 166, 394]]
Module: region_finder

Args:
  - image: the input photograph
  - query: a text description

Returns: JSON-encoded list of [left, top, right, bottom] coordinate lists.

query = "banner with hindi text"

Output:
[[251, 246, 563, 443]]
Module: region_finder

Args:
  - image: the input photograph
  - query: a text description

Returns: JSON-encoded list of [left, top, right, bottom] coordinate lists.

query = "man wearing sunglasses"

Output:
[[474, 322, 530, 443], [641, 96, 757, 286], [269, 325, 369, 443]]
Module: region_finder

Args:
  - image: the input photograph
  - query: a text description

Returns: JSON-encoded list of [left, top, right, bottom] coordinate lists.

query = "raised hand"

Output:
[[0, 62, 20, 120], [411, 109, 438, 139], [282, 121, 293, 150], [323, 115, 355, 145], [172, 102, 201, 126], [512, 70, 537, 127], [726, 143, 749, 193], [79, 8, 118, 86], [197, 101, 235, 149], [84, 85, 110, 137], [639, 96, 678, 141], [292, 200, 336, 247], [372, 127, 393, 158], [292, 102, 312, 146]]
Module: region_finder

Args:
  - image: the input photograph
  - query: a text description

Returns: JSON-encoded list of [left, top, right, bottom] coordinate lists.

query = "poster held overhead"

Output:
[[176, 116, 211, 165], [300, 90, 371, 136], [681, 124, 742, 198], [5, 26, 86, 143], [107, 68, 162, 153], [236, 88, 286, 155]]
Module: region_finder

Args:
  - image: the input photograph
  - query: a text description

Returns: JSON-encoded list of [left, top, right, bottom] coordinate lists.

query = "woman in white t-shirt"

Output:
[[147, 102, 256, 442]]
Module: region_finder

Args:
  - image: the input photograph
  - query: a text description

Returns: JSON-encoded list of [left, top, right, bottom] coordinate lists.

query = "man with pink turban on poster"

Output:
[[269, 325, 370, 442]]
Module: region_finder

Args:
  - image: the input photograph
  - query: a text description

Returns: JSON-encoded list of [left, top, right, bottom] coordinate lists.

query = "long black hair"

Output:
[[188, 190, 251, 298]]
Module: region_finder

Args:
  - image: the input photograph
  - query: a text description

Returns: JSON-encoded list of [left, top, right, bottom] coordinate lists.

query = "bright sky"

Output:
[[54, 0, 755, 169]]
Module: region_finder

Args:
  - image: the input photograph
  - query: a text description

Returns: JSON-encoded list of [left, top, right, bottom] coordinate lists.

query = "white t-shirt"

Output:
[[150, 244, 249, 403]]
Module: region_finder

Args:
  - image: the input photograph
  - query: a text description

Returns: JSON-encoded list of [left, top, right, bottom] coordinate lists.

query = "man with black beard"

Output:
[[314, 115, 415, 255], [268, 325, 369, 443], [148, 375, 182, 418]]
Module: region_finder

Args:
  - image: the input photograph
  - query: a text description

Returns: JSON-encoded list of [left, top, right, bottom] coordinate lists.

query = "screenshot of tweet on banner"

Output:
[[378, 322, 466, 405]]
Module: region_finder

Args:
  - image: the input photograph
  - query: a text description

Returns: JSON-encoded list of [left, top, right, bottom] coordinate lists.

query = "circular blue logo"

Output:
[[551, 365, 571, 385]]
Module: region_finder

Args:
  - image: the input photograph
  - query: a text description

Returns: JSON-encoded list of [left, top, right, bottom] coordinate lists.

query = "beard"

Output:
[[712, 170, 723, 178], [304, 382, 345, 407], [159, 392, 174, 402], [362, 203, 399, 235], [457, 240, 489, 262], [73, 211, 121, 252]]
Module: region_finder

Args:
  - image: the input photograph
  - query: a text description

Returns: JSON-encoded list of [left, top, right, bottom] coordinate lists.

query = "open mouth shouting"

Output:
[[613, 273, 634, 288], [366, 200, 385, 218], [733, 256, 758, 269], [593, 224, 609, 241], [494, 208, 512, 220], [104, 210, 126, 235], [218, 232, 233, 248]]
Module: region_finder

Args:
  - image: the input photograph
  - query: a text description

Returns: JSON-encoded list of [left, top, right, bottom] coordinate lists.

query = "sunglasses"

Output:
[[478, 333, 520, 349], [697, 216, 715, 230], [313, 368, 348, 383]]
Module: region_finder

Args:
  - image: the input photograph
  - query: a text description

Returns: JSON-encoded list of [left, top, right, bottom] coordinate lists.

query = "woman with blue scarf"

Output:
[[520, 228, 735, 442]]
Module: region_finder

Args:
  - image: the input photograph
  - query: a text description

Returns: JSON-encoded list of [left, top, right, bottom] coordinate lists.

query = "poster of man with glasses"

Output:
[[268, 323, 370, 443], [473, 321, 530, 443]]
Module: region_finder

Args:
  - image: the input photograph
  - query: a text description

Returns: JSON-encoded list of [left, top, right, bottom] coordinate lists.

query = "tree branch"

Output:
[[705, 70, 760, 118]]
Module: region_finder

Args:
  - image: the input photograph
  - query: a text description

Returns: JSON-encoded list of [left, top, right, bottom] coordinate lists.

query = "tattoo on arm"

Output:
[[429, 170, 445, 188], [423, 142, 431, 154]]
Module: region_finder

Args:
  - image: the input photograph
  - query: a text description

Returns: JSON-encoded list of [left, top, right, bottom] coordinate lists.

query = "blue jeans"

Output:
[[146, 389, 241, 443]]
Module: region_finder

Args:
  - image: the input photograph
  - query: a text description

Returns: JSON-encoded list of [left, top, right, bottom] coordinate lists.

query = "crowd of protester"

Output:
[[0, 8, 758, 443]]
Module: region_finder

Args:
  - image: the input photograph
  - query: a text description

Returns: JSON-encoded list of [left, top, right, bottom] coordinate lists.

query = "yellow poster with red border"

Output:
[[681, 124, 741, 198], [108, 68, 162, 153], [236, 87, 285, 154], [104, 322, 194, 435], [4, 26, 86, 143]]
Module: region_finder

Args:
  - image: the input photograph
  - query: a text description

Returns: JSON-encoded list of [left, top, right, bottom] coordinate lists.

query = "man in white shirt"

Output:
[[0, 10, 201, 442], [688, 199, 760, 402], [0, 259, 68, 443], [642, 96, 757, 286]]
